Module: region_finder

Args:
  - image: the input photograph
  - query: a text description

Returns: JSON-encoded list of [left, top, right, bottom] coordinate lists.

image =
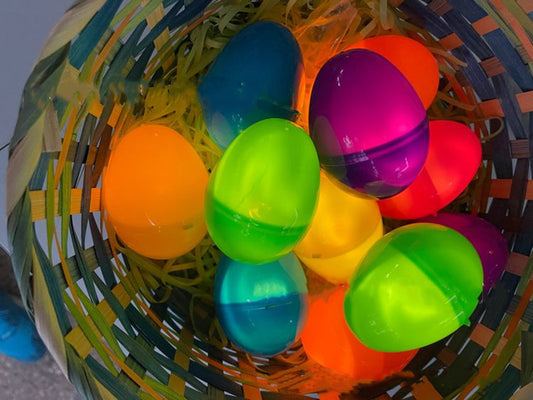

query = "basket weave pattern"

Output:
[[6, 0, 533, 399]]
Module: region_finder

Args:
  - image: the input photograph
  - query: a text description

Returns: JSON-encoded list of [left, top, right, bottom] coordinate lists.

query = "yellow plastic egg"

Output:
[[295, 172, 383, 283], [102, 124, 208, 259]]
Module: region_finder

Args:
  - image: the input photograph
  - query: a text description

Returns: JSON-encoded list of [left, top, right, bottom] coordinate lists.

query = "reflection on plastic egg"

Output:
[[378, 120, 481, 219], [214, 253, 308, 356], [348, 35, 439, 109], [295, 172, 383, 283], [344, 223, 483, 352], [309, 49, 429, 199], [301, 286, 417, 380], [102, 124, 208, 259], [198, 21, 304, 150], [419, 213, 508, 292], [205, 118, 320, 264]]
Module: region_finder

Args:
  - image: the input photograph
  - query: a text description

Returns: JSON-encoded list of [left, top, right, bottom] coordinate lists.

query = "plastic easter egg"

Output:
[[378, 120, 481, 219], [205, 118, 320, 264], [344, 223, 483, 352], [301, 286, 417, 380], [420, 213, 509, 292], [215, 253, 308, 356], [309, 49, 429, 199], [102, 124, 208, 259], [348, 35, 439, 109], [295, 172, 383, 283], [198, 21, 304, 149]]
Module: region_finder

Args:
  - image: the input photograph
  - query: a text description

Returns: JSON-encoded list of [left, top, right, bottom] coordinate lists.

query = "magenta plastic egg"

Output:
[[309, 49, 429, 199], [419, 213, 509, 292]]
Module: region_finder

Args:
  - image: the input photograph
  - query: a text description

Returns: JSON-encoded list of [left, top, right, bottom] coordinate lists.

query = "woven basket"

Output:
[[6, 0, 533, 399]]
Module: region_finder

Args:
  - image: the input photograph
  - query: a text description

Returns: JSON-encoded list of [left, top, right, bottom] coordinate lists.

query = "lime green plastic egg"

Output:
[[344, 223, 483, 352], [205, 118, 320, 264]]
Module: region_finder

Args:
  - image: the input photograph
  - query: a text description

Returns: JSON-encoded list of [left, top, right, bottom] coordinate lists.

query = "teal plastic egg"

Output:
[[198, 21, 304, 149], [214, 253, 309, 356]]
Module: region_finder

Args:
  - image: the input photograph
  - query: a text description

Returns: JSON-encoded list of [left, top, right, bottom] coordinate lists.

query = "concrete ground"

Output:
[[0, 353, 83, 400], [0, 247, 83, 400]]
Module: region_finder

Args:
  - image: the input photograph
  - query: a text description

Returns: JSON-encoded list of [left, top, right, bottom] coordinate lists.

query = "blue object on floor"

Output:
[[0, 289, 46, 362]]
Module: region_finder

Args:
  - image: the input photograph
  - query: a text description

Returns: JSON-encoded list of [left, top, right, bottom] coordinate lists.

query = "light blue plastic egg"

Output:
[[214, 253, 308, 356]]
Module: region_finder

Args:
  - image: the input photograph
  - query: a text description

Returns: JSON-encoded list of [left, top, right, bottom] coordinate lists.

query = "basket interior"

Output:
[[6, 0, 533, 399]]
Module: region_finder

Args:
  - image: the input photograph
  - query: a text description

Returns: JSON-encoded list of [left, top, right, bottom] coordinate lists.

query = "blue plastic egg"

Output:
[[198, 21, 304, 150], [214, 253, 309, 356]]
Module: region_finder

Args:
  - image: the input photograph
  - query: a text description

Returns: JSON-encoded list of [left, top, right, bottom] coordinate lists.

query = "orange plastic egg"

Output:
[[301, 286, 417, 381], [348, 35, 439, 109], [102, 124, 209, 259]]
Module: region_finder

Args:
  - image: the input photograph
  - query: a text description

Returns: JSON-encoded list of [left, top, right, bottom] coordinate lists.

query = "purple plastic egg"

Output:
[[420, 213, 509, 292], [309, 49, 429, 199]]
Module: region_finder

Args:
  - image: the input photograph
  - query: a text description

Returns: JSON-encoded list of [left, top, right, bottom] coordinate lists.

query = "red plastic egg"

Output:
[[378, 120, 481, 220], [348, 35, 439, 109]]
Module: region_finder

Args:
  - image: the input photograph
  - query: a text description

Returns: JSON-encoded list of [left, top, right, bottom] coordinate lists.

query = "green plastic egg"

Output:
[[344, 223, 483, 352], [205, 118, 320, 264]]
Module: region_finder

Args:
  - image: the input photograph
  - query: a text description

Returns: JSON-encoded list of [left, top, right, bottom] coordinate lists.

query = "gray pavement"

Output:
[[0, 353, 83, 400], [0, 247, 83, 400]]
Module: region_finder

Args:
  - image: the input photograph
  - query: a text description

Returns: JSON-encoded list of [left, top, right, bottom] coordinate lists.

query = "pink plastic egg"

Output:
[[378, 120, 481, 219]]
